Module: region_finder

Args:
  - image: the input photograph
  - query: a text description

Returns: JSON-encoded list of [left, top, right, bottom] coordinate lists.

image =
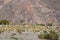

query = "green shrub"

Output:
[[44, 33, 49, 39], [38, 33, 49, 39], [0, 20, 9, 25], [49, 30, 59, 40]]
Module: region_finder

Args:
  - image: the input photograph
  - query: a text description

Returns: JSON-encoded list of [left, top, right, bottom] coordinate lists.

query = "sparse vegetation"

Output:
[[38, 30, 59, 40], [49, 30, 59, 40], [0, 25, 59, 40]]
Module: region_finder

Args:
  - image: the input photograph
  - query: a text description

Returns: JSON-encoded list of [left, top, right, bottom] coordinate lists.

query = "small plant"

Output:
[[43, 31, 48, 33], [16, 27, 22, 34], [38, 33, 44, 39], [47, 22, 53, 26], [38, 24, 45, 26], [38, 33, 49, 39], [0, 28, 4, 34], [20, 19, 24, 24]]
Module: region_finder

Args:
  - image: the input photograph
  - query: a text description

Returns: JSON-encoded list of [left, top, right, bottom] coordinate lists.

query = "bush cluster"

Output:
[[38, 30, 59, 40]]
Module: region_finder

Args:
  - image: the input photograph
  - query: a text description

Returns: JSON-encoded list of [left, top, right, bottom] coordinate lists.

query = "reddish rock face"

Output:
[[0, 0, 60, 24]]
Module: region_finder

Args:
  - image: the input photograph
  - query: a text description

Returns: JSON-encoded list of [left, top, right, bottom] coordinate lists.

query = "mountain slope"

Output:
[[0, 0, 60, 24]]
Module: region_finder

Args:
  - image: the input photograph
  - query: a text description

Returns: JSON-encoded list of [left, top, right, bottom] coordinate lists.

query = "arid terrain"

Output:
[[0, 25, 59, 40], [0, 0, 60, 40], [0, 0, 60, 24]]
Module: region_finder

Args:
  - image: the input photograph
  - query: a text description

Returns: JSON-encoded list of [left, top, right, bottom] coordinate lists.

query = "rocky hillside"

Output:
[[0, 0, 60, 24]]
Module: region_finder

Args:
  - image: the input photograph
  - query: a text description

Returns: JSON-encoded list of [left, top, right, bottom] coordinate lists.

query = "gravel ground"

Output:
[[0, 30, 40, 40]]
